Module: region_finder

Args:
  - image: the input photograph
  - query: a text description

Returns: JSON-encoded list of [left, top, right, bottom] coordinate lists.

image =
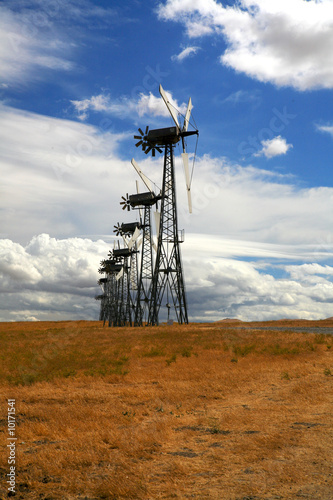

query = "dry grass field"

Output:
[[0, 319, 332, 499]]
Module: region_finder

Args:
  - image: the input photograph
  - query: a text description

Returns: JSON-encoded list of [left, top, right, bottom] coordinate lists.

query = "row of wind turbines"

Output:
[[95, 85, 198, 326]]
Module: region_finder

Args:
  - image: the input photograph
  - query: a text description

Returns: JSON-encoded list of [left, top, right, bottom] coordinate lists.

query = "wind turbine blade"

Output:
[[128, 227, 141, 249], [136, 180, 143, 220], [137, 237, 143, 250], [116, 267, 124, 281], [154, 210, 161, 237], [181, 152, 192, 214], [135, 181, 142, 219], [159, 84, 180, 129], [181, 152, 190, 187], [187, 188, 192, 214], [151, 237, 157, 252], [131, 158, 152, 192], [183, 97, 193, 132], [133, 226, 141, 241]]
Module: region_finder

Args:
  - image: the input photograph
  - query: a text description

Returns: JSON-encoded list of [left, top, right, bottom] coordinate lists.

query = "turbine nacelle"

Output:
[[113, 248, 136, 258], [114, 221, 141, 236], [119, 190, 161, 210]]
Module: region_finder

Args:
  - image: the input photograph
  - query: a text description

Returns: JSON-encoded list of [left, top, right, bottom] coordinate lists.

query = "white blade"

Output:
[[128, 226, 141, 249], [116, 267, 124, 281], [154, 210, 161, 237], [159, 84, 180, 129], [151, 237, 157, 252], [131, 158, 152, 192], [136, 180, 143, 219], [186, 188, 192, 214], [136, 237, 143, 249], [181, 152, 192, 214], [133, 226, 141, 241], [183, 97, 192, 132]]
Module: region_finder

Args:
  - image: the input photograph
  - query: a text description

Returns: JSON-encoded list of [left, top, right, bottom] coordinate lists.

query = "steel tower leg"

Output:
[[148, 143, 188, 325], [117, 260, 132, 327], [99, 290, 107, 324], [107, 272, 117, 327], [135, 206, 153, 326], [129, 250, 138, 321], [114, 263, 124, 326]]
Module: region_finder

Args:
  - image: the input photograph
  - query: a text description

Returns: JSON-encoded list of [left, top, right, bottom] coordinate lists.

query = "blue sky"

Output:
[[1, 0, 333, 322]]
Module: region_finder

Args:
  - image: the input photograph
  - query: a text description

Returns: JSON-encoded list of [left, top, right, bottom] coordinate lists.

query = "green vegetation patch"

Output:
[[142, 347, 166, 358]]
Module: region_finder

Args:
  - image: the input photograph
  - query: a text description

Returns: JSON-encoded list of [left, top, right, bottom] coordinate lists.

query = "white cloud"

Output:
[[70, 95, 112, 121], [223, 89, 261, 105], [0, 0, 122, 87], [185, 252, 333, 322], [0, 103, 131, 243], [2, 103, 333, 250], [171, 46, 200, 62], [316, 124, 333, 139], [179, 155, 333, 247], [254, 135, 293, 159], [71, 90, 188, 122], [0, 234, 110, 321], [0, 6, 75, 86], [157, 0, 333, 90], [2, 232, 333, 322]]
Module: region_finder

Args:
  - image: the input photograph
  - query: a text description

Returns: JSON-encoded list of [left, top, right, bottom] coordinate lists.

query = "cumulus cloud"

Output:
[[71, 90, 187, 121], [171, 46, 200, 62], [1, 232, 333, 322], [254, 135, 293, 159], [0, 234, 110, 321], [184, 253, 333, 322], [157, 0, 333, 90]]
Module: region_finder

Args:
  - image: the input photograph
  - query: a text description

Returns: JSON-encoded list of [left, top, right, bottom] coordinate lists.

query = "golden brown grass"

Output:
[[0, 320, 332, 499]]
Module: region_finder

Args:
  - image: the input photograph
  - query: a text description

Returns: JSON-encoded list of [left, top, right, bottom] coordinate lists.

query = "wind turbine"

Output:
[[129, 159, 162, 325], [134, 85, 198, 325], [97, 258, 122, 327], [114, 221, 141, 320]]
